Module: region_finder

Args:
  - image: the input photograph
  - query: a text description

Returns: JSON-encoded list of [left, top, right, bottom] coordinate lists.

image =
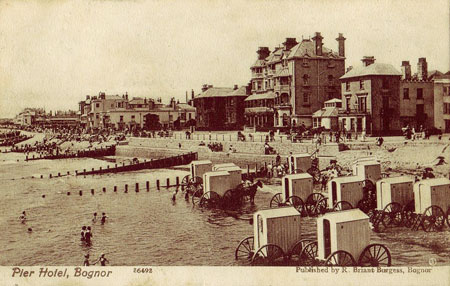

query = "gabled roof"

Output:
[[340, 63, 402, 79], [176, 103, 196, 111], [227, 86, 248, 97], [325, 98, 342, 104], [274, 68, 290, 78], [244, 92, 276, 101], [287, 39, 342, 60], [266, 47, 283, 64], [428, 70, 443, 80], [320, 209, 369, 223], [251, 59, 266, 68], [129, 98, 146, 105], [194, 87, 234, 99], [312, 107, 339, 118]]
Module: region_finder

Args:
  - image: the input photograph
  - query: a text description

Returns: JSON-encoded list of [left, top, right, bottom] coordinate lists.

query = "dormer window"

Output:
[[345, 82, 350, 91]]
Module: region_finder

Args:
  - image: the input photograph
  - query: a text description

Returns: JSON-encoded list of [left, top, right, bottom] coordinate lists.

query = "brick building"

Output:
[[248, 32, 346, 129], [193, 85, 248, 130], [338, 57, 402, 135], [433, 74, 450, 132], [399, 59, 434, 129]]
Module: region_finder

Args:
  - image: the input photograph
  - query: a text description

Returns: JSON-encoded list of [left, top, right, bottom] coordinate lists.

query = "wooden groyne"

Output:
[[72, 152, 198, 176], [25, 145, 116, 161], [0, 135, 33, 147]]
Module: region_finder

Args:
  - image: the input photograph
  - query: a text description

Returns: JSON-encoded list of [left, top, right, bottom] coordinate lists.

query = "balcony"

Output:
[[338, 108, 369, 115], [274, 84, 290, 93], [274, 103, 291, 110], [245, 107, 274, 114], [252, 72, 264, 79]]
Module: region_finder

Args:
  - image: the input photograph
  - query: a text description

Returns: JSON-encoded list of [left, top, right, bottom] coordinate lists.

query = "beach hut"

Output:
[[253, 207, 302, 254], [352, 160, 381, 182], [376, 176, 414, 210], [190, 160, 212, 178], [413, 178, 450, 214], [288, 153, 311, 173], [203, 171, 232, 197], [214, 165, 242, 189], [281, 173, 313, 202], [212, 163, 237, 171], [327, 176, 364, 209], [317, 209, 370, 261]]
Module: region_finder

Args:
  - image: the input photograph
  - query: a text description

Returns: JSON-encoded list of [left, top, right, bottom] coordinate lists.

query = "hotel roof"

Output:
[[340, 63, 402, 79], [194, 87, 234, 99], [244, 91, 276, 101], [287, 39, 342, 60], [227, 86, 248, 97]]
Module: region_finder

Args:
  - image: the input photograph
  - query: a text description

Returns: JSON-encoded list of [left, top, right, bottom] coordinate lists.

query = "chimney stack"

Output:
[[312, 32, 323, 56], [191, 89, 194, 100], [401, 61, 412, 80], [361, 56, 375, 67], [346, 66, 353, 73], [282, 38, 298, 51], [185, 91, 188, 103], [125, 92, 128, 100], [86, 95, 90, 100], [234, 84, 238, 90], [257, 47, 270, 60], [336, 33, 346, 57], [417, 57, 428, 80], [201, 84, 209, 92]]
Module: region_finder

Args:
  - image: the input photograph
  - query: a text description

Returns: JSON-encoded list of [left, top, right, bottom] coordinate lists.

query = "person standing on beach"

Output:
[[92, 213, 97, 223], [93, 254, 109, 266], [83, 254, 90, 266], [100, 213, 108, 225], [85, 226, 93, 244], [81, 226, 86, 241]]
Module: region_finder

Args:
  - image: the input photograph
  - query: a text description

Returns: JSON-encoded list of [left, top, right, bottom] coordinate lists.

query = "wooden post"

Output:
[[49, 174, 52, 178], [166, 178, 170, 188], [114, 186, 117, 192], [176, 176, 180, 186], [135, 183, 139, 192], [125, 184, 128, 193], [79, 190, 82, 196], [91, 189, 94, 195], [107, 165, 109, 169], [156, 180, 160, 190], [146, 181, 150, 192], [115, 164, 117, 168], [103, 187, 106, 193], [67, 192, 70, 196], [75, 170, 78, 175], [40, 175, 43, 179], [67, 171, 70, 175], [92, 168, 94, 172], [83, 169, 86, 174], [247, 164, 250, 175], [58, 172, 61, 177]]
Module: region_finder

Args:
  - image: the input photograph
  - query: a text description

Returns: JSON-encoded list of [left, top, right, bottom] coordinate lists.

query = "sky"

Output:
[[0, 0, 449, 118]]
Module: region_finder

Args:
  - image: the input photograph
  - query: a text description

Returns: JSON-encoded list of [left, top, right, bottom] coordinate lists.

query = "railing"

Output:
[[338, 108, 369, 115]]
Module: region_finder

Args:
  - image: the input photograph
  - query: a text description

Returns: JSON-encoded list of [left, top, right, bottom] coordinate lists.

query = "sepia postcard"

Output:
[[0, 0, 449, 285]]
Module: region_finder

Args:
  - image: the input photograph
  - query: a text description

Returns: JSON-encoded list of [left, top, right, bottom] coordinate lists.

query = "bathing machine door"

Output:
[[323, 219, 331, 258]]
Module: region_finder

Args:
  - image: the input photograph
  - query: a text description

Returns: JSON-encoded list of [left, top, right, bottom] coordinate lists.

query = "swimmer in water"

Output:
[[83, 254, 90, 266], [93, 254, 109, 266], [100, 213, 107, 225], [81, 226, 86, 241], [19, 211, 27, 223], [92, 212, 97, 223]]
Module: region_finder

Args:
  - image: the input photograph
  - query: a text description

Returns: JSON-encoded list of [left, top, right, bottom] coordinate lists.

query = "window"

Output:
[[403, 88, 409, 99], [345, 82, 350, 91], [382, 78, 389, 88], [96, 103, 100, 108], [169, 115, 173, 121], [358, 96, 367, 113], [360, 80, 364, 90], [444, 103, 450, 114], [328, 75, 334, 83], [303, 93, 309, 104], [417, 88, 423, 99], [345, 96, 351, 111], [111, 104, 114, 108], [120, 116, 124, 122], [96, 114, 99, 119], [303, 74, 309, 85], [444, 86, 447, 94]]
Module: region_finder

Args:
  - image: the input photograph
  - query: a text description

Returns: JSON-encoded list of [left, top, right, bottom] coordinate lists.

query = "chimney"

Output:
[[401, 61, 412, 80], [185, 91, 188, 103], [257, 47, 270, 60], [361, 56, 375, 67], [86, 95, 90, 100], [312, 32, 323, 56], [125, 92, 128, 100], [417, 57, 428, 80], [234, 84, 238, 90], [282, 38, 298, 51], [201, 84, 209, 92], [336, 33, 346, 57], [191, 89, 194, 100], [346, 66, 353, 73]]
